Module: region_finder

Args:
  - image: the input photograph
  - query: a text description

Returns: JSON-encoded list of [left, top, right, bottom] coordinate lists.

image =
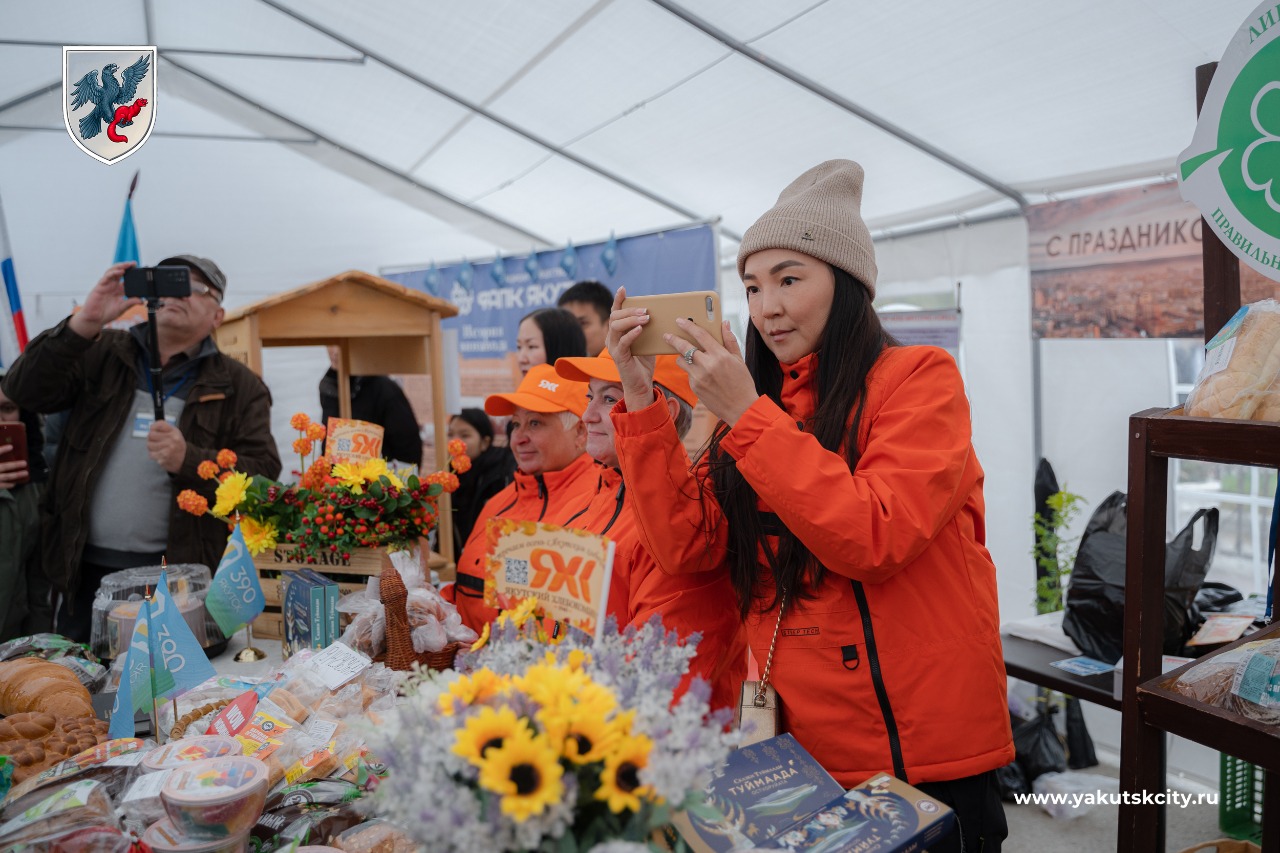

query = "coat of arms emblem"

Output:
[[63, 46, 156, 165]]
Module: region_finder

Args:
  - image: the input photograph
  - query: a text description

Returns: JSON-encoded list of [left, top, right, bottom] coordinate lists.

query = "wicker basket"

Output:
[[377, 566, 461, 671]]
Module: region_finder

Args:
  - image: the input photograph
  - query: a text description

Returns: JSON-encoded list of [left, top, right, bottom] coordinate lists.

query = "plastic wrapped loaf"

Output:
[[1186, 299, 1280, 421]]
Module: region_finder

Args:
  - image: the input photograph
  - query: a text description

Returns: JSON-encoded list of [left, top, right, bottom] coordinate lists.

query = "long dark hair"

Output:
[[521, 308, 587, 365], [706, 266, 898, 617]]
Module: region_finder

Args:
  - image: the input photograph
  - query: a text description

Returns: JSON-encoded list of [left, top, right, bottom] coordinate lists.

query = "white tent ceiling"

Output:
[[0, 0, 1260, 317]]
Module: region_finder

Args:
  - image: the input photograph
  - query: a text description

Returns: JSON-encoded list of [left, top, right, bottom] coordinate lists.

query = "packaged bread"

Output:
[[0, 658, 94, 719], [1186, 299, 1280, 420]]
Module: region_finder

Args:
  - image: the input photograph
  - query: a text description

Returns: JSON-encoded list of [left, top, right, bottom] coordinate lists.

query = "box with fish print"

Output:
[[761, 773, 955, 853], [670, 734, 846, 853]]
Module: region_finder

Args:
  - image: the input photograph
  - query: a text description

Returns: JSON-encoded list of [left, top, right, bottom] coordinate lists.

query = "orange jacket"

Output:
[[612, 346, 1013, 786], [445, 453, 600, 631], [552, 467, 748, 711]]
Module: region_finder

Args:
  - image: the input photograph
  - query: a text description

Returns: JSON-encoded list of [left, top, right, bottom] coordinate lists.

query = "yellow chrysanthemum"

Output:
[[496, 597, 539, 629], [438, 668, 508, 716], [452, 706, 527, 766], [477, 729, 564, 822], [596, 734, 657, 814], [239, 516, 278, 556], [211, 471, 251, 518], [565, 649, 589, 672], [469, 622, 491, 653], [332, 462, 365, 494]]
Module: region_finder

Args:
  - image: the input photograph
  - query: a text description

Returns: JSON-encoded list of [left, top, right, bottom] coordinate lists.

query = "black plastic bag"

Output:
[[1064, 695, 1098, 769], [1062, 492, 1217, 663], [1012, 706, 1066, 785], [995, 758, 1029, 801]]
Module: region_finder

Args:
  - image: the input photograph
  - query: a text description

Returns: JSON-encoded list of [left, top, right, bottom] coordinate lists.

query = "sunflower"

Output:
[[453, 705, 527, 766], [477, 729, 565, 822], [596, 734, 656, 814], [547, 707, 621, 765], [513, 662, 587, 711], [211, 471, 251, 518], [438, 668, 508, 715], [332, 462, 366, 494], [239, 516, 278, 555]]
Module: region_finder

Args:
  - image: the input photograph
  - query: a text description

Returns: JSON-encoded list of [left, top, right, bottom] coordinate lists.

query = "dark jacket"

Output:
[[319, 371, 421, 467], [1, 317, 282, 602], [451, 445, 516, 547]]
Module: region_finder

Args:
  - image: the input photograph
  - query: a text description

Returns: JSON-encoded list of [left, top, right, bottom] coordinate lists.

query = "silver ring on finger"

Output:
[[683, 347, 696, 365]]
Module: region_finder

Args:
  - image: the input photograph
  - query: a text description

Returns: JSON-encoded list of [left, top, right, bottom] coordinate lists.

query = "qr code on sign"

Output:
[[504, 558, 529, 585], [333, 437, 352, 452]]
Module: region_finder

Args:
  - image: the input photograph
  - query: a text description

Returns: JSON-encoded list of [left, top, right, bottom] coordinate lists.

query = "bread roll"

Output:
[[1187, 301, 1280, 420], [0, 659, 94, 718]]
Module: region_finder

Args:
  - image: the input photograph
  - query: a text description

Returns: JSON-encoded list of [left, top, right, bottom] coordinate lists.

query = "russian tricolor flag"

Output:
[[0, 193, 27, 369]]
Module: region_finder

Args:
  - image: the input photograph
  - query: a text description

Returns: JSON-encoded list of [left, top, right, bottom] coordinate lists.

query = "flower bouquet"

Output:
[[362, 600, 738, 852], [176, 413, 469, 561]]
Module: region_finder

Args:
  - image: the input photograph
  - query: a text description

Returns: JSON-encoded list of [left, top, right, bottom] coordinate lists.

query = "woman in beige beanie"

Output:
[[606, 160, 1012, 852]]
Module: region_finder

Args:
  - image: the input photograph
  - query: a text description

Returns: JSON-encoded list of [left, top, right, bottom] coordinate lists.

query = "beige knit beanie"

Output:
[[737, 159, 877, 298]]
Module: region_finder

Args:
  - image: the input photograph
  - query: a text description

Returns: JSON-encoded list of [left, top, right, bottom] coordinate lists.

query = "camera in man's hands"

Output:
[[123, 265, 192, 300]]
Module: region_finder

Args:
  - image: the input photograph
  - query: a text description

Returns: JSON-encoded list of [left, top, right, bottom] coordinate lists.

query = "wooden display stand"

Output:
[[1117, 62, 1280, 851], [214, 269, 460, 566]]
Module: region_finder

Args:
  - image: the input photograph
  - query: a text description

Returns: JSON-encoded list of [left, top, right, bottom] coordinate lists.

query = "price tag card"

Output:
[[308, 642, 371, 691]]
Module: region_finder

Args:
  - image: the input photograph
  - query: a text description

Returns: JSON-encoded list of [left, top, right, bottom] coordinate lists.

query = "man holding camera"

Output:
[[1, 257, 281, 642]]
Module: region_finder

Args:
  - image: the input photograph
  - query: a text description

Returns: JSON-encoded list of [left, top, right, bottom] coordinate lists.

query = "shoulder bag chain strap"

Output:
[[754, 591, 788, 707]]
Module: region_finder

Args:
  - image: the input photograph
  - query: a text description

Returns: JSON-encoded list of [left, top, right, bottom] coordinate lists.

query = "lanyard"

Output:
[[142, 357, 198, 406]]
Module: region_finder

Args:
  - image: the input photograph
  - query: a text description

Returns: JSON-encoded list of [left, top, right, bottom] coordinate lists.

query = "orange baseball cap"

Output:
[[555, 349, 698, 407], [485, 363, 588, 417]]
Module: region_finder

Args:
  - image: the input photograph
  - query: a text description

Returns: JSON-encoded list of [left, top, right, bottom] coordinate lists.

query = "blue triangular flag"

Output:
[[424, 262, 440, 297], [151, 570, 216, 699], [113, 173, 140, 264], [205, 524, 266, 636], [108, 594, 174, 738], [491, 252, 505, 287], [560, 241, 577, 279], [602, 231, 619, 276], [456, 259, 474, 293], [524, 250, 539, 283]]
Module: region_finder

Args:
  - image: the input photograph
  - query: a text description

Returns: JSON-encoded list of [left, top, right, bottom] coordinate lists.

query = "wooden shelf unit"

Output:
[[1119, 409, 1280, 851]]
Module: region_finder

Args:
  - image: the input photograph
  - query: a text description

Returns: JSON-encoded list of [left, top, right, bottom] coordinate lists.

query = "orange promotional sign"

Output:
[[481, 519, 614, 639], [324, 418, 385, 464]]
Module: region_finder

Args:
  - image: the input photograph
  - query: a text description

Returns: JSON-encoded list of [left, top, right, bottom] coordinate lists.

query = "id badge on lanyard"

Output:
[[132, 410, 177, 439]]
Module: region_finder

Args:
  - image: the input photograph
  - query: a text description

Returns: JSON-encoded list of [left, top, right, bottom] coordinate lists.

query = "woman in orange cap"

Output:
[[444, 363, 598, 630], [606, 161, 1012, 852], [554, 351, 746, 710]]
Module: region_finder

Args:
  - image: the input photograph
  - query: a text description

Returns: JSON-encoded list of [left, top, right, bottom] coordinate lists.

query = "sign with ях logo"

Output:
[[1179, 1, 1280, 282]]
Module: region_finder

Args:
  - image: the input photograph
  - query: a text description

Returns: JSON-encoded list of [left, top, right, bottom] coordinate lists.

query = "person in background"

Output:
[[447, 407, 516, 547], [319, 346, 423, 468], [514, 307, 586, 376], [554, 350, 746, 710], [0, 373, 52, 641], [557, 280, 613, 357], [443, 365, 597, 631], [607, 160, 1011, 852], [1, 256, 281, 642]]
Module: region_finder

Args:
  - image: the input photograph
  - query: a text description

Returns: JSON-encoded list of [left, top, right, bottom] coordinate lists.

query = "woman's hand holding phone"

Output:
[[664, 318, 758, 428], [607, 286, 658, 412], [0, 446, 28, 490]]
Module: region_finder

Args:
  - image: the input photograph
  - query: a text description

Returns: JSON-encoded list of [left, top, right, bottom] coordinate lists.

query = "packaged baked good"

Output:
[[1168, 638, 1280, 724], [141, 737, 241, 774], [331, 821, 417, 853], [1186, 298, 1280, 420], [0, 779, 118, 851], [3, 738, 148, 815], [143, 816, 249, 853]]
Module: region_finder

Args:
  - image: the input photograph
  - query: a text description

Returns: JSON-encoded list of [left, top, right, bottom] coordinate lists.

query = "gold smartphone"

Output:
[[620, 291, 723, 356]]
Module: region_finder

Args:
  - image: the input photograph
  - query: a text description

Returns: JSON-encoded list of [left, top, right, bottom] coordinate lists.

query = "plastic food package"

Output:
[[331, 820, 417, 853], [120, 767, 173, 832], [2, 738, 150, 818], [249, 780, 366, 852], [48, 825, 138, 853], [1030, 771, 1119, 820], [89, 564, 226, 662], [1186, 299, 1280, 421], [1168, 638, 1280, 724], [160, 756, 269, 840], [143, 816, 249, 853], [336, 590, 384, 660], [0, 779, 119, 851]]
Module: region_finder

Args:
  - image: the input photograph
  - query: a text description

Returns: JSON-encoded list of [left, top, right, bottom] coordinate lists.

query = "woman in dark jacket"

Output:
[[0, 374, 52, 641], [447, 408, 516, 546]]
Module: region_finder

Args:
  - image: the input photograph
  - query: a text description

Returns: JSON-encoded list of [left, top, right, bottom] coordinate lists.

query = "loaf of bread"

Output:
[[0, 712, 109, 782], [1186, 300, 1280, 420], [0, 658, 94, 719]]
